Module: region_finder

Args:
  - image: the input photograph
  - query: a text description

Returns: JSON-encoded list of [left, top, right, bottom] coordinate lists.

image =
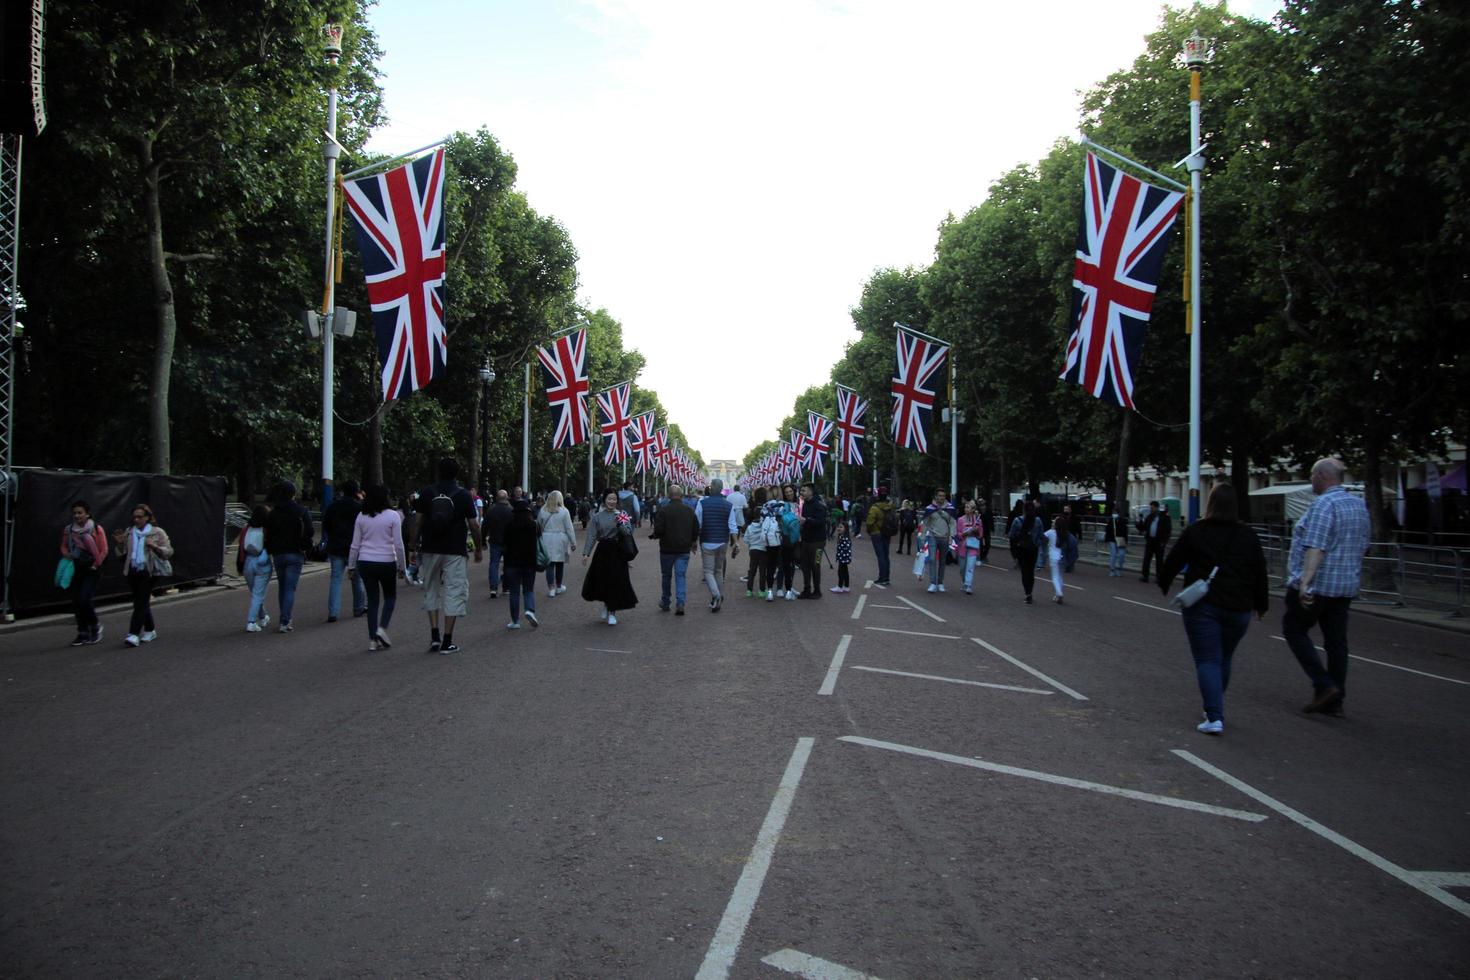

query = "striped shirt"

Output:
[[1287, 485, 1371, 597]]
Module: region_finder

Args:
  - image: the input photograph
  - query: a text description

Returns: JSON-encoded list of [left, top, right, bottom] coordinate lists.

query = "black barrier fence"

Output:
[[5, 469, 227, 614]]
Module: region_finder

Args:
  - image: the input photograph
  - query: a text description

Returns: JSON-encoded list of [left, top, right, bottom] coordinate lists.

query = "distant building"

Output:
[[707, 459, 741, 486]]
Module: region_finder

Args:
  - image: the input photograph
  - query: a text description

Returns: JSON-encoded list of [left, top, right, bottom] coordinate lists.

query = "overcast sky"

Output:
[[364, 0, 1278, 463]]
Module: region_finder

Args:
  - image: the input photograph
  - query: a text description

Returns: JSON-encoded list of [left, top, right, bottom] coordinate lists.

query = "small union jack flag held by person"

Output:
[[1059, 151, 1184, 409], [595, 382, 633, 465], [342, 147, 448, 401], [835, 384, 867, 466], [890, 322, 948, 454], [537, 329, 591, 448]]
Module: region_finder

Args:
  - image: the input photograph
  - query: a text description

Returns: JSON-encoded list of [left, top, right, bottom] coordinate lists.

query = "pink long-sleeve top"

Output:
[[348, 509, 406, 570]]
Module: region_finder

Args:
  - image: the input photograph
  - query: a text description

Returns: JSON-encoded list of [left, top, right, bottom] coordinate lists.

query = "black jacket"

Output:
[[322, 497, 362, 557], [484, 502, 514, 547], [264, 501, 314, 556], [503, 508, 540, 568], [801, 499, 829, 543], [1137, 511, 1173, 544], [1159, 519, 1269, 614], [653, 499, 699, 554]]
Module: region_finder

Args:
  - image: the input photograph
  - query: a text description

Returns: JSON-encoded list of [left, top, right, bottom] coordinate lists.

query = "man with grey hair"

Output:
[[1283, 457, 1372, 717], [694, 479, 740, 612]]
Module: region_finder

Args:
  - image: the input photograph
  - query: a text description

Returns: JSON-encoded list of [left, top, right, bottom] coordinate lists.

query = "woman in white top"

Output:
[[537, 490, 577, 595], [348, 484, 407, 651], [1044, 514, 1067, 604]]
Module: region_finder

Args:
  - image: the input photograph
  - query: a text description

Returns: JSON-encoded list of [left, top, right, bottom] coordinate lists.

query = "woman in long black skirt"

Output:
[[581, 490, 638, 625]]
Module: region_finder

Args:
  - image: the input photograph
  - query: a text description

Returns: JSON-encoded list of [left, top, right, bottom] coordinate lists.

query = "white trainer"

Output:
[[1197, 719, 1224, 735], [607, 613, 618, 626], [927, 584, 938, 593]]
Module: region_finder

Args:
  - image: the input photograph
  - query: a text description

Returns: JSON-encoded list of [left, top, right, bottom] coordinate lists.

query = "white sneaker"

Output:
[[830, 586, 842, 593], [124, 634, 139, 647], [785, 590, 796, 601], [937, 585, 946, 594], [140, 630, 158, 642], [245, 622, 262, 633], [375, 628, 391, 648], [599, 605, 608, 621], [1197, 719, 1224, 735], [927, 584, 938, 593], [607, 613, 618, 626], [766, 590, 774, 602], [557, 585, 568, 596], [258, 613, 271, 629], [525, 610, 539, 628], [506, 621, 521, 630]]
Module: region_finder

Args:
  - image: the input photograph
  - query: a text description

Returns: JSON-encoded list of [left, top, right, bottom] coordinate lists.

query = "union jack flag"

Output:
[[653, 427, 671, 477], [778, 439, 798, 482], [595, 382, 633, 465], [891, 323, 949, 454], [792, 428, 814, 474], [537, 329, 591, 448], [1059, 152, 1184, 409], [835, 384, 867, 465], [342, 148, 448, 401], [628, 412, 657, 473], [807, 412, 833, 477]]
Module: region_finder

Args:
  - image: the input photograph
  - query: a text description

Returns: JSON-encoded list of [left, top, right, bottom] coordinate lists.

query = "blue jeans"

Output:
[[487, 543, 505, 590], [504, 565, 536, 622], [1109, 541, 1127, 574], [244, 553, 272, 623], [929, 537, 949, 585], [1181, 600, 1252, 722], [963, 554, 978, 589], [660, 552, 689, 608], [1282, 588, 1353, 699], [871, 534, 891, 583], [328, 554, 367, 618], [544, 561, 565, 589], [273, 552, 304, 625]]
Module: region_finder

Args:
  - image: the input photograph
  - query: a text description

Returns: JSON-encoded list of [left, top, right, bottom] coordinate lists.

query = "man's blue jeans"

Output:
[[328, 554, 367, 618], [272, 552, 304, 626], [487, 543, 505, 591], [660, 552, 689, 608], [1181, 600, 1252, 722], [929, 537, 950, 585], [871, 534, 891, 583]]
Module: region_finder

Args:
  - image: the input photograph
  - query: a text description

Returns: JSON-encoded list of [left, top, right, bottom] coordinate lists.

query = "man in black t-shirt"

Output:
[[411, 458, 483, 654]]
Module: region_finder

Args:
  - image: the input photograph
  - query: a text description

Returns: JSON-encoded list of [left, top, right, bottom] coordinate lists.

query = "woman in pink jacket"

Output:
[[60, 500, 109, 646], [348, 484, 407, 651]]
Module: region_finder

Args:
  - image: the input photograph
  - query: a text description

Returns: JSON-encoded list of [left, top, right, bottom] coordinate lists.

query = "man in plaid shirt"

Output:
[[1283, 458, 1372, 716]]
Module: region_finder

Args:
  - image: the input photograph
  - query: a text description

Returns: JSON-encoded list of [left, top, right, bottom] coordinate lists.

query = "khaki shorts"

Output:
[[420, 553, 469, 617]]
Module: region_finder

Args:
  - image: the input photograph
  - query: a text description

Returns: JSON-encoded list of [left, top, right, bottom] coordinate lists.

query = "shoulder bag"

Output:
[[1170, 527, 1235, 610]]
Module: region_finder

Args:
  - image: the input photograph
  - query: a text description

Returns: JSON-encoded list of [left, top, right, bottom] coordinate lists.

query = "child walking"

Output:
[[830, 520, 853, 593]]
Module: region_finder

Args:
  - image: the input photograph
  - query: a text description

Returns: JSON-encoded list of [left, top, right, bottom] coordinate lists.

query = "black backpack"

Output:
[[426, 490, 458, 538], [880, 505, 898, 538]]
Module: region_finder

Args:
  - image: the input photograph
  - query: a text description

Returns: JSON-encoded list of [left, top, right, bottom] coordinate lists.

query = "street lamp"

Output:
[[1181, 28, 1210, 524], [478, 358, 495, 497], [867, 431, 878, 495]]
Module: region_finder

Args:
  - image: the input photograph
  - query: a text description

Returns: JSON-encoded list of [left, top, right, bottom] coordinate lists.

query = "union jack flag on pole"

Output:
[[1059, 151, 1184, 409], [890, 322, 949, 454], [594, 382, 633, 465], [536, 328, 591, 448], [835, 384, 867, 465], [628, 412, 657, 473], [341, 147, 448, 401], [807, 411, 833, 477]]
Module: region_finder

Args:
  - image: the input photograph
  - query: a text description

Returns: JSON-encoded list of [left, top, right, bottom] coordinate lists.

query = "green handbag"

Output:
[[535, 537, 550, 572], [54, 557, 75, 590]]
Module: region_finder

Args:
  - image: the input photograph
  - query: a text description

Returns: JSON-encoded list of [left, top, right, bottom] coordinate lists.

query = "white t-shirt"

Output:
[[1044, 528, 1062, 559]]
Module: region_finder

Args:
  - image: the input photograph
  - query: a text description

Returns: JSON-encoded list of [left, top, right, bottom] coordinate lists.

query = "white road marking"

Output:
[[895, 594, 946, 623], [1270, 636, 1469, 686], [864, 579, 874, 589], [863, 626, 961, 640], [1412, 871, 1470, 888], [818, 636, 852, 697], [1064, 583, 1086, 591], [842, 737, 1265, 822], [871, 603, 912, 610], [697, 738, 816, 980], [850, 595, 866, 621], [851, 665, 1054, 695], [762, 947, 884, 979], [1114, 595, 1180, 616], [1173, 750, 1470, 920], [970, 637, 1089, 701], [584, 648, 632, 654]]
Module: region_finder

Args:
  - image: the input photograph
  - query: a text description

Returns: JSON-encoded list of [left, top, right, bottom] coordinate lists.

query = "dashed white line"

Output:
[[850, 595, 866, 620], [762, 947, 885, 979], [818, 636, 852, 696], [970, 637, 1089, 701], [585, 647, 631, 654], [1114, 595, 1180, 616], [1174, 749, 1470, 920], [696, 738, 816, 980], [895, 594, 945, 623], [863, 626, 961, 640], [841, 737, 1266, 822], [1270, 636, 1469, 686], [850, 665, 1054, 695]]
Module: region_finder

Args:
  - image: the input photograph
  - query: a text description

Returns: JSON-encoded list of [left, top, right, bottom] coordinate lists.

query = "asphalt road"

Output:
[[3, 534, 1468, 978]]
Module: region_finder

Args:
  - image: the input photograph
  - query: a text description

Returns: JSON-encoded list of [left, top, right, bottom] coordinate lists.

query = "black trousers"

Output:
[[1141, 537, 1167, 581], [837, 564, 850, 588], [1017, 547, 1037, 597], [127, 571, 155, 635], [800, 542, 821, 594], [897, 528, 913, 554], [71, 565, 99, 631], [778, 544, 797, 592]]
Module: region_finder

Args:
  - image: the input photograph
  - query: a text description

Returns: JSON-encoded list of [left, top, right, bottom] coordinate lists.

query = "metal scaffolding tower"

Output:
[[1, 133, 21, 620]]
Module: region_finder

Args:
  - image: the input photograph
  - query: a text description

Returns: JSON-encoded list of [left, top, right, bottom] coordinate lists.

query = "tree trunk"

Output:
[[1112, 411, 1134, 511], [1231, 444, 1252, 522], [369, 400, 389, 487], [141, 135, 177, 475], [238, 436, 255, 504]]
